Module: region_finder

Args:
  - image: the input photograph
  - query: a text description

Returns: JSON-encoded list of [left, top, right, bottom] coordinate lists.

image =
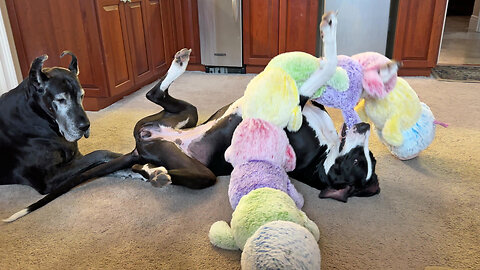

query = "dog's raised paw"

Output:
[[149, 167, 172, 188]]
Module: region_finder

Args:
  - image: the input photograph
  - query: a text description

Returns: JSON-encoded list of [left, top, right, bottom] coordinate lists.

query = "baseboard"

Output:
[[398, 67, 432, 77], [469, 15, 479, 32]]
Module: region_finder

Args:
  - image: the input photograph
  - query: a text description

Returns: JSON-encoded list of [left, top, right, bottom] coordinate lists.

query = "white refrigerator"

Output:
[[323, 0, 392, 56]]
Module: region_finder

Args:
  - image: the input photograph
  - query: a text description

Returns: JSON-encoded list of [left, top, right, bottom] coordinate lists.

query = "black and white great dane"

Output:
[[4, 49, 380, 222], [0, 52, 120, 215]]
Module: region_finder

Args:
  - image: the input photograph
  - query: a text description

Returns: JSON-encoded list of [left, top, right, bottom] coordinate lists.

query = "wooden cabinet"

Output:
[[243, 0, 319, 73], [96, 0, 135, 97], [173, 0, 202, 69], [6, 0, 109, 98], [6, 0, 201, 110], [393, 0, 448, 76], [147, 0, 169, 74]]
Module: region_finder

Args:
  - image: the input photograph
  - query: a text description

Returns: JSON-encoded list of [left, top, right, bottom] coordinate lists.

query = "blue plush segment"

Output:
[[377, 102, 436, 160]]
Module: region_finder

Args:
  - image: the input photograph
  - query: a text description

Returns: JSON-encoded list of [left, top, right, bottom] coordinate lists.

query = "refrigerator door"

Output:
[[198, 0, 243, 67], [323, 0, 391, 56]]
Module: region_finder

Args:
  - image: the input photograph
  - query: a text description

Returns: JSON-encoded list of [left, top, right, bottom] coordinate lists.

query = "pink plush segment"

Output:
[[352, 52, 397, 99], [225, 118, 296, 171]]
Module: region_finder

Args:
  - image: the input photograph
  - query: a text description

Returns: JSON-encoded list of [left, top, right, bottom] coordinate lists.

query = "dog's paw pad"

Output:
[[150, 168, 171, 188]]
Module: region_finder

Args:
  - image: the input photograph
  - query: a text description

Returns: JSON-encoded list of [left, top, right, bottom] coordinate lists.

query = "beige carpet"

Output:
[[1, 72, 479, 270]]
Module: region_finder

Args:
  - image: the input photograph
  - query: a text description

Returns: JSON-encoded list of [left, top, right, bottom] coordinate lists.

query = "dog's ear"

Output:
[[29, 55, 49, 92], [60, 50, 79, 76]]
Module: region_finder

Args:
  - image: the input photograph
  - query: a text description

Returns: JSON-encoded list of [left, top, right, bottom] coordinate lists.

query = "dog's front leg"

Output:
[[45, 150, 122, 192]]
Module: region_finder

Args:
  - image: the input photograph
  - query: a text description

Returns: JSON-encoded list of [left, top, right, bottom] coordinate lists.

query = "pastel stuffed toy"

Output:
[[265, 51, 363, 128], [311, 55, 363, 128], [224, 118, 303, 209], [355, 77, 438, 160], [208, 187, 320, 251], [241, 220, 321, 270], [241, 67, 303, 132], [351, 51, 398, 99]]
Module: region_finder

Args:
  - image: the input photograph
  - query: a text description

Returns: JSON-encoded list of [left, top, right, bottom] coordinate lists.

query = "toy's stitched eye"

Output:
[[56, 98, 66, 104]]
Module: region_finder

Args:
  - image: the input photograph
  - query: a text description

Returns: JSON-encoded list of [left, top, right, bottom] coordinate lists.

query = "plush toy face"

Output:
[[241, 220, 321, 270], [352, 52, 398, 99], [225, 118, 296, 171]]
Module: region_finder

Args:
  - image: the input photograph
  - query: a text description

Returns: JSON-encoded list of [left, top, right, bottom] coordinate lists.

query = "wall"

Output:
[[0, 0, 21, 93]]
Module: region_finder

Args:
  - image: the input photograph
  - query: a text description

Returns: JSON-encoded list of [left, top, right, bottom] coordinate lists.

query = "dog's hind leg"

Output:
[[138, 140, 217, 189]]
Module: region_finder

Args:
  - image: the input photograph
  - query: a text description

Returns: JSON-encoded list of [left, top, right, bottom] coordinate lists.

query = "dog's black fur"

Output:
[[0, 53, 119, 195], [4, 53, 380, 222]]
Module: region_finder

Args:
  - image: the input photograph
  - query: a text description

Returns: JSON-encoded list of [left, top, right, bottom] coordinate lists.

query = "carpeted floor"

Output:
[[1, 72, 479, 270]]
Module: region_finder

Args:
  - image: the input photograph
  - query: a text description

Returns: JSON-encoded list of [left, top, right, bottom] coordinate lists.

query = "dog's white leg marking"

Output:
[[363, 131, 373, 181], [175, 117, 190, 129], [3, 208, 29, 223], [323, 141, 340, 174], [302, 101, 338, 150], [160, 58, 188, 91]]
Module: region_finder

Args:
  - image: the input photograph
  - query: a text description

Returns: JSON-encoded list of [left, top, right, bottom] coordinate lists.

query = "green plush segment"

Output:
[[231, 187, 310, 250], [265, 51, 319, 90], [209, 221, 238, 250], [311, 67, 350, 98], [328, 67, 349, 91], [312, 86, 327, 99]]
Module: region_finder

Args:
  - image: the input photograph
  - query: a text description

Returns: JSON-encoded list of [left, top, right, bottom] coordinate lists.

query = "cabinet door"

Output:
[[124, 0, 155, 84], [96, 0, 134, 96], [243, 0, 280, 66], [279, 0, 318, 55], [6, 0, 108, 97], [173, 0, 202, 65], [393, 0, 447, 76], [146, 0, 169, 75]]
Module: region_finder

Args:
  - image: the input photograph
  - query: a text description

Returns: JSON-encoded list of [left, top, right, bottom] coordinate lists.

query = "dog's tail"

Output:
[[3, 153, 139, 223]]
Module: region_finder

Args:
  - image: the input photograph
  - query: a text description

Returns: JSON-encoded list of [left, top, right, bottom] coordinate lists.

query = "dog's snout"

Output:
[[354, 122, 370, 134]]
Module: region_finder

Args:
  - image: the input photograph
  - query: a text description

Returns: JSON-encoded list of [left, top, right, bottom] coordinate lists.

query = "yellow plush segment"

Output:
[[354, 99, 369, 122], [363, 77, 421, 146], [242, 67, 302, 131]]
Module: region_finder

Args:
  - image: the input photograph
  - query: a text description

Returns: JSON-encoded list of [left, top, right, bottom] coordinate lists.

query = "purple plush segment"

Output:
[[228, 160, 304, 210], [314, 55, 363, 128]]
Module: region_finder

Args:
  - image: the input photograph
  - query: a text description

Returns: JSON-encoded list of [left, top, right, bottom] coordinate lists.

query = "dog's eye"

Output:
[[353, 159, 359, 165], [328, 20, 332, 26]]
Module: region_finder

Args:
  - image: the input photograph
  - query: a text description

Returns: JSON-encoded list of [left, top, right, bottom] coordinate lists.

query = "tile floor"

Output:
[[438, 16, 480, 65]]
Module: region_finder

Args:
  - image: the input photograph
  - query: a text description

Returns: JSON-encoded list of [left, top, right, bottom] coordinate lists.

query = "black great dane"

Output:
[[4, 49, 380, 222], [0, 52, 120, 219]]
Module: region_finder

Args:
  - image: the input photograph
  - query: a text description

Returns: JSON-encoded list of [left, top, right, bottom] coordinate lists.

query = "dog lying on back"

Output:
[[0, 52, 119, 219]]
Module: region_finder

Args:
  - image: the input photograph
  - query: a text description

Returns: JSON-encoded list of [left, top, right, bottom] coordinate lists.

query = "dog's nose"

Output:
[[354, 122, 370, 134], [78, 121, 90, 132]]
